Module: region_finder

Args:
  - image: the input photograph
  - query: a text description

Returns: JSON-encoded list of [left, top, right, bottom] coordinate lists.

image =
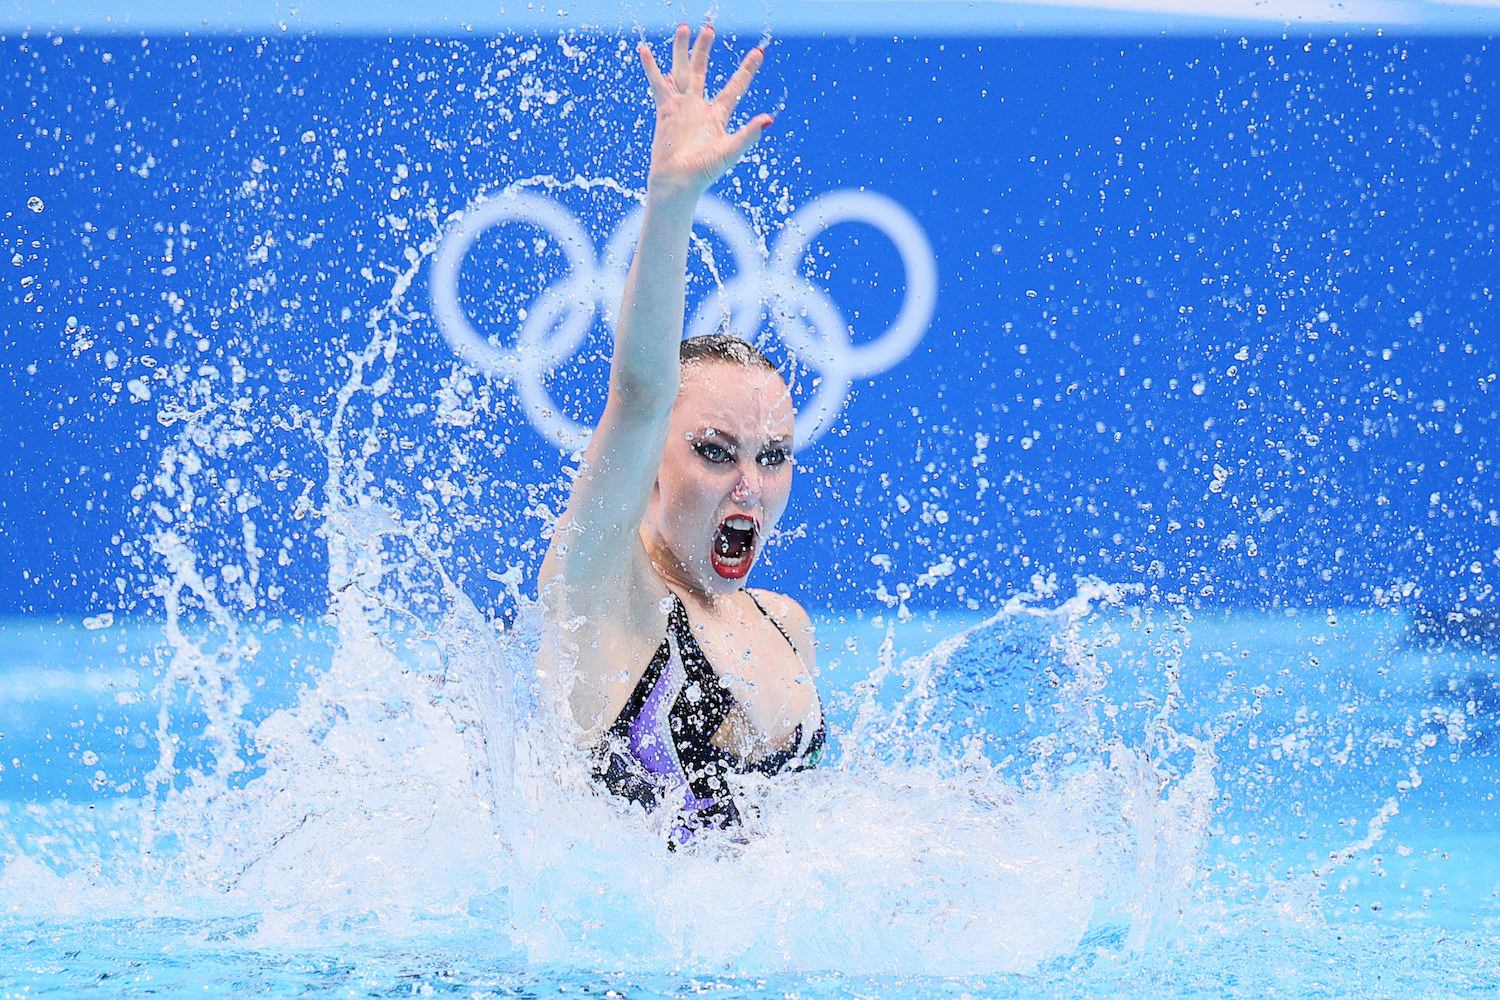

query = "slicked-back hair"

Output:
[[678, 333, 780, 375]]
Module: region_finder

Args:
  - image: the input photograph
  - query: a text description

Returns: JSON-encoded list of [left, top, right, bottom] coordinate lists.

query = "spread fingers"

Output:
[[670, 22, 691, 90], [688, 23, 715, 89], [714, 45, 764, 116], [638, 43, 671, 101]]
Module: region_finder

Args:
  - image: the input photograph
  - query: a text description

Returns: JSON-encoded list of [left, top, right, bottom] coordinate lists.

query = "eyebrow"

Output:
[[696, 429, 792, 451], [697, 427, 740, 448]]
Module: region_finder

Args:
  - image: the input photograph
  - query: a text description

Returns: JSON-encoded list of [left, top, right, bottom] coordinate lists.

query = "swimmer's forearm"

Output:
[[603, 25, 770, 415], [608, 191, 698, 411]]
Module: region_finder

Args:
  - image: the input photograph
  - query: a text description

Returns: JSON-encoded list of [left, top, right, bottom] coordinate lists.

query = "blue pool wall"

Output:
[[2, 24, 1497, 618]]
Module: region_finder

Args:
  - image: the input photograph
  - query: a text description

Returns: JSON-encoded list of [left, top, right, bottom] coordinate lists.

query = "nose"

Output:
[[730, 462, 762, 504]]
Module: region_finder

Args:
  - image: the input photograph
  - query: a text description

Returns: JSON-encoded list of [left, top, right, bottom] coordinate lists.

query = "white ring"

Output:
[[515, 275, 597, 372], [430, 187, 936, 452], [769, 190, 936, 380], [515, 361, 593, 452], [769, 283, 854, 449], [431, 191, 597, 380]]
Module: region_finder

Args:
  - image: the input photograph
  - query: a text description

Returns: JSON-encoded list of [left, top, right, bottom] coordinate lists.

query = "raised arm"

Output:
[[541, 25, 772, 601]]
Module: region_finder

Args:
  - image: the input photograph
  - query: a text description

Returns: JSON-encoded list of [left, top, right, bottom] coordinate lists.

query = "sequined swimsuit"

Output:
[[593, 591, 826, 843]]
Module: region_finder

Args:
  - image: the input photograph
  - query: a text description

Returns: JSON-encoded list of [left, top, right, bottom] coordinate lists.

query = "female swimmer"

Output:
[[539, 24, 823, 840]]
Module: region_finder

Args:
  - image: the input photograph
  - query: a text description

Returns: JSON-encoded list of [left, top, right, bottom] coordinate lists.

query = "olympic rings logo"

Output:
[[430, 188, 936, 451]]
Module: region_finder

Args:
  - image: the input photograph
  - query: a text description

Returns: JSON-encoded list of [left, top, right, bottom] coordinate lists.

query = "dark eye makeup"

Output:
[[692, 441, 734, 463], [757, 447, 790, 468], [690, 434, 793, 469]]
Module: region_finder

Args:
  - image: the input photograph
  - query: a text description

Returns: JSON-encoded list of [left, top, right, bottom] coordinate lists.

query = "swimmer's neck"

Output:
[[641, 530, 744, 615]]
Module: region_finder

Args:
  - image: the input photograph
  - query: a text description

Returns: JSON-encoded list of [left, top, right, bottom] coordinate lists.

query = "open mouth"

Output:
[[710, 515, 759, 580]]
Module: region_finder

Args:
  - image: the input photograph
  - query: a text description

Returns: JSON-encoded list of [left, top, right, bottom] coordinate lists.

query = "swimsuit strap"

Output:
[[745, 589, 799, 655], [664, 591, 737, 757], [742, 589, 825, 770], [666, 591, 732, 699]]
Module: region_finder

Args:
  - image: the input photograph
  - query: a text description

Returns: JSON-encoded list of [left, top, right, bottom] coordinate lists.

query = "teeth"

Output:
[[725, 516, 756, 530]]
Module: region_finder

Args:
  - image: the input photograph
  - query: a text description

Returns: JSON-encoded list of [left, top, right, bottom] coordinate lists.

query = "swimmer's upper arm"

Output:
[[541, 397, 670, 596], [539, 401, 674, 715], [536, 163, 703, 738], [540, 194, 697, 618]]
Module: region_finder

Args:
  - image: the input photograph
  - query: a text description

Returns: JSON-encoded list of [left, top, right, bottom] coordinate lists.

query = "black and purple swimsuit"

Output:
[[592, 590, 825, 843]]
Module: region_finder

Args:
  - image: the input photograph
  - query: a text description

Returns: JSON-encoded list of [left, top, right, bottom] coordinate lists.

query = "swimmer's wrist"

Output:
[[645, 171, 710, 205], [643, 180, 709, 224]]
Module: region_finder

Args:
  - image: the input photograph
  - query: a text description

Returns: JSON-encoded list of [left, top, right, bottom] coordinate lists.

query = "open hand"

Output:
[[639, 24, 772, 200]]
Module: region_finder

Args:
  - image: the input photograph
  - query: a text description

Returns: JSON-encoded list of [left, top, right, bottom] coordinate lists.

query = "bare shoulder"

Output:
[[749, 588, 812, 628], [747, 588, 818, 672]]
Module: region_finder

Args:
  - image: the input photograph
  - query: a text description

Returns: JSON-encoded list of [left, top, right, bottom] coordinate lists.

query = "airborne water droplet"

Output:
[[27, 196, 44, 213]]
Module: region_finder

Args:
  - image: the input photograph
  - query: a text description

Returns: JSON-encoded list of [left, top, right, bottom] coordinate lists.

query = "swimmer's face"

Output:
[[646, 361, 795, 596]]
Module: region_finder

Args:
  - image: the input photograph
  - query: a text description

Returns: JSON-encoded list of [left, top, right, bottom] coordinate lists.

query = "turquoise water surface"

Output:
[[2, 601, 1496, 997]]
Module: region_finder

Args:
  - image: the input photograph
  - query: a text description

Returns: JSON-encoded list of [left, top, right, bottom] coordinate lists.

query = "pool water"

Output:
[[2, 595, 1496, 997]]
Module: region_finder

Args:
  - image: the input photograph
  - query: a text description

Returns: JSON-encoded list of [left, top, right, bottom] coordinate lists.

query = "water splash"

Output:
[[1, 499, 1222, 974], [0, 55, 1221, 966]]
